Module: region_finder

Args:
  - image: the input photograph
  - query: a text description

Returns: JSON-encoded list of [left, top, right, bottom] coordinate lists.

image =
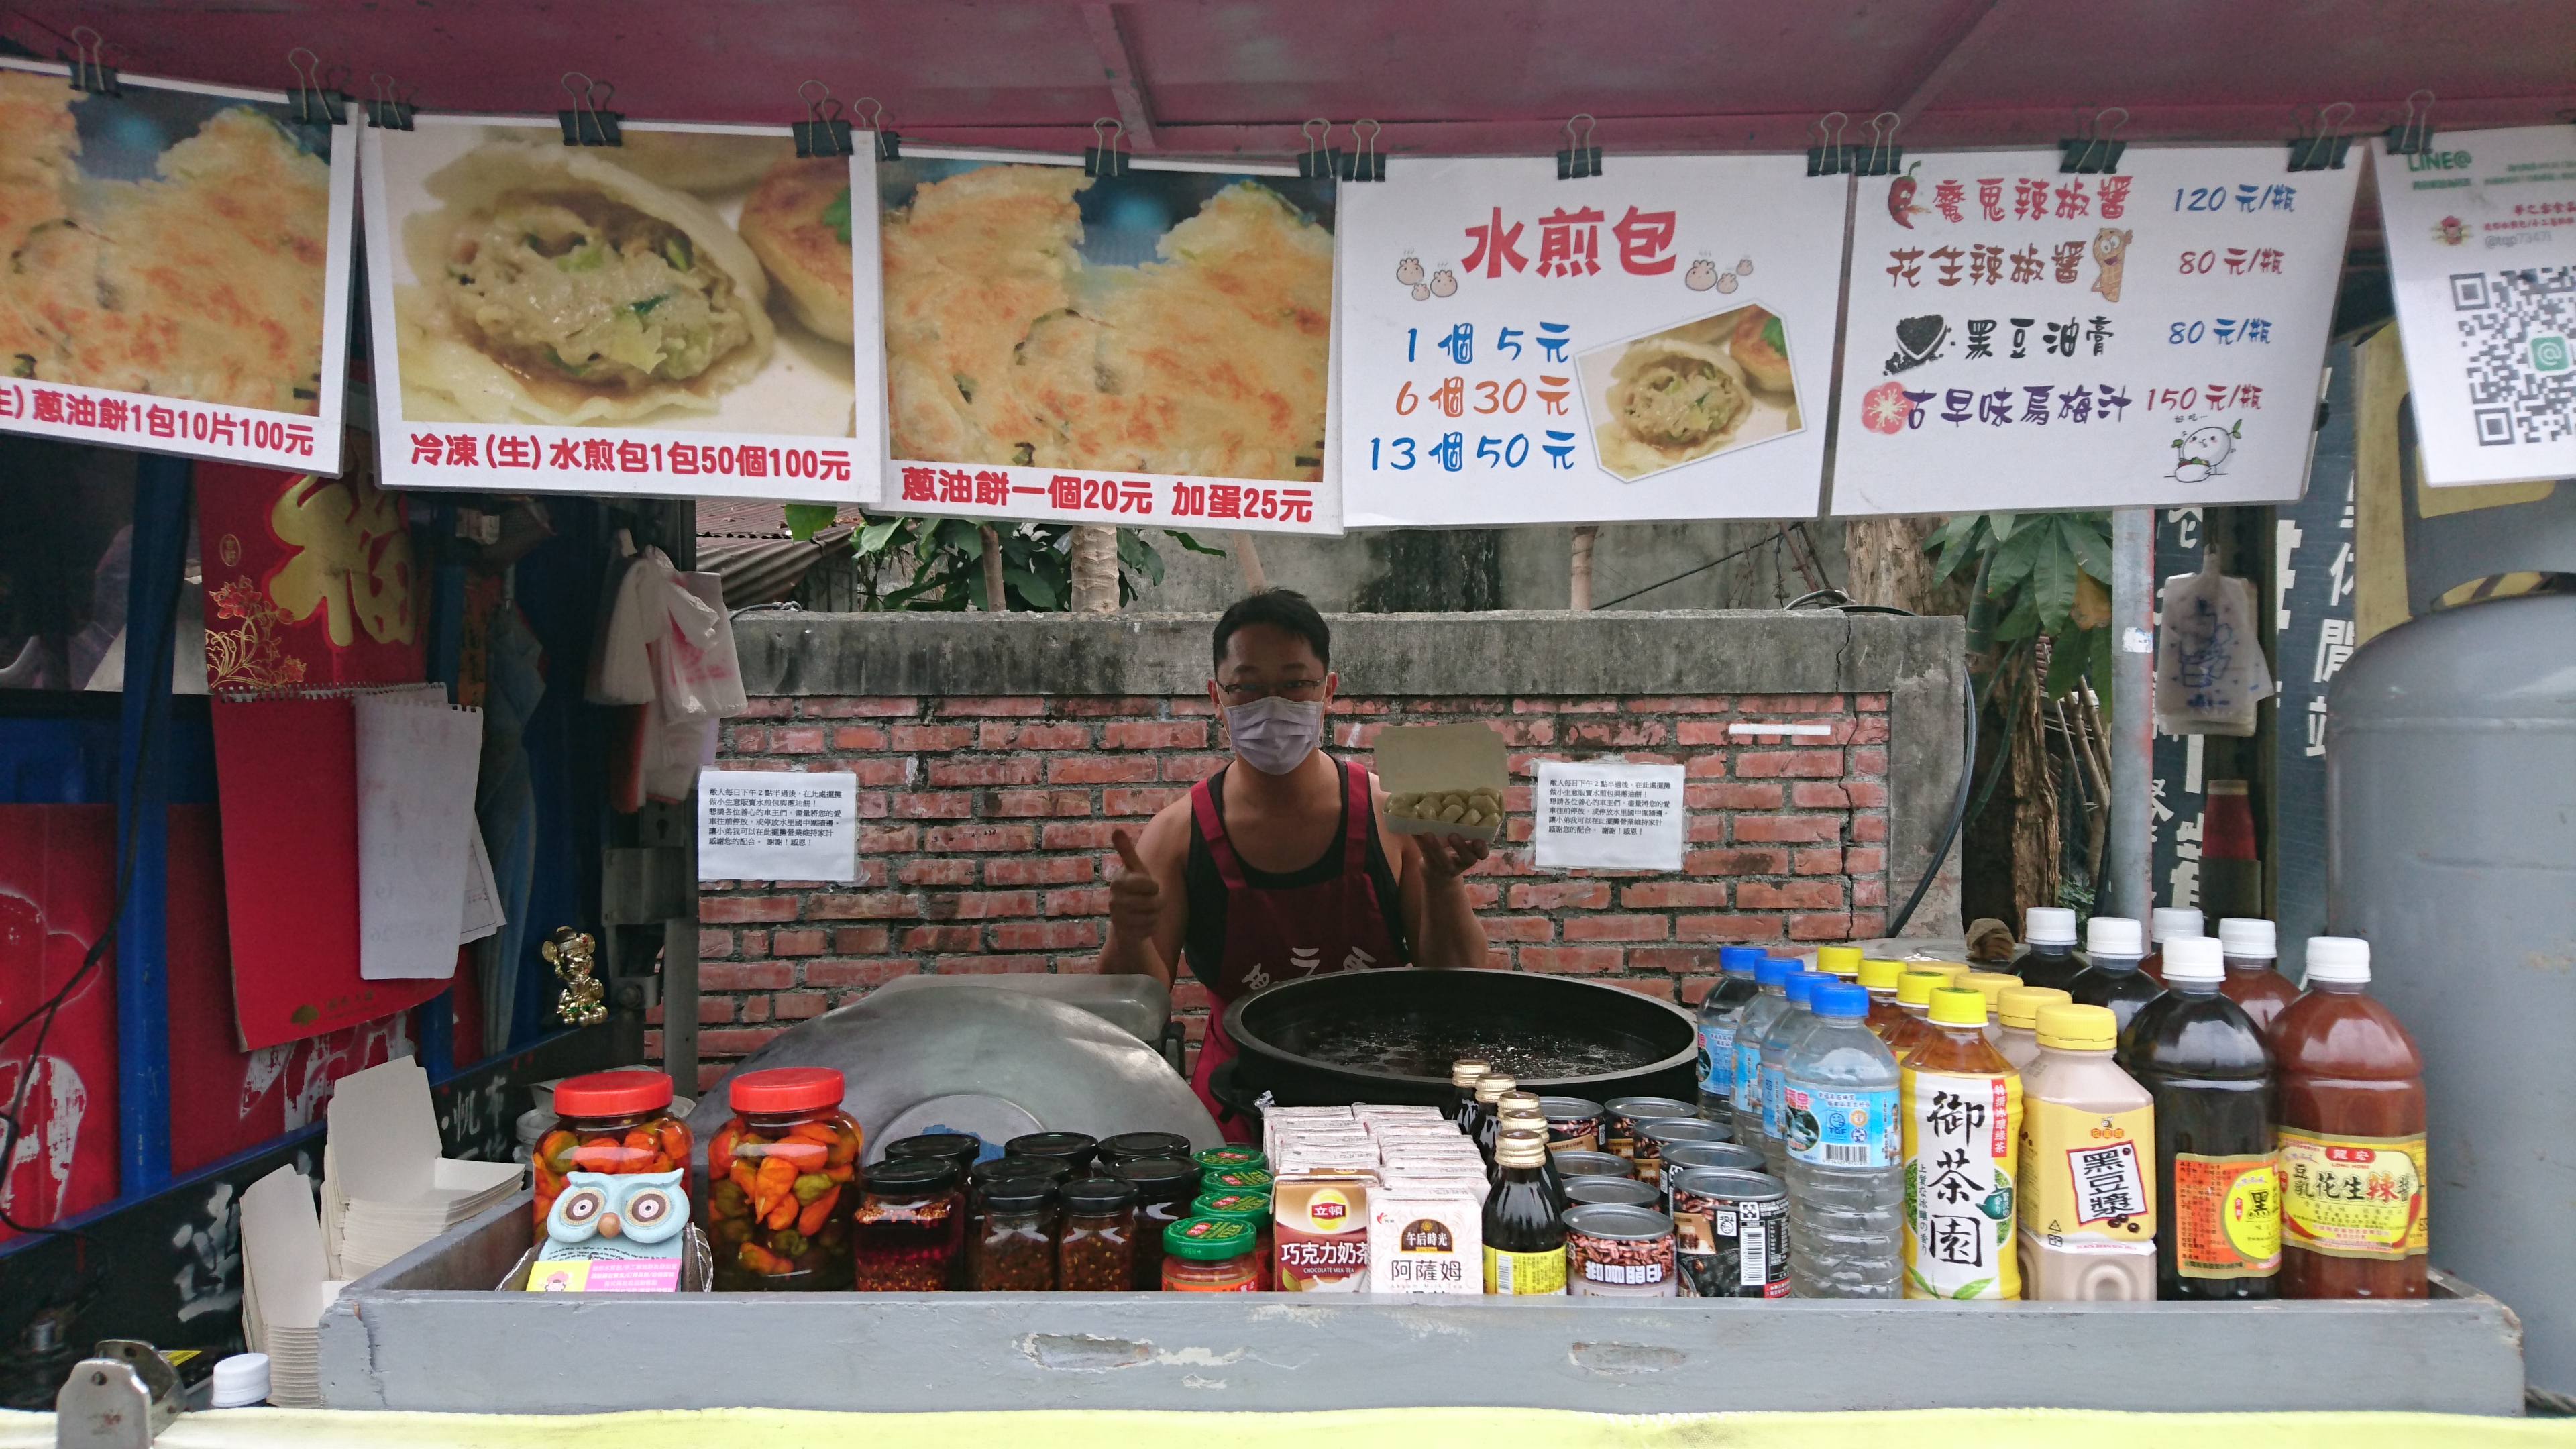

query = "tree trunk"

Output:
[[1069, 525, 1120, 612], [978, 525, 1006, 610], [2009, 655, 2062, 921], [1229, 532, 1267, 594], [1841, 515, 1971, 615], [1569, 525, 1599, 610], [1352, 531, 1504, 612]]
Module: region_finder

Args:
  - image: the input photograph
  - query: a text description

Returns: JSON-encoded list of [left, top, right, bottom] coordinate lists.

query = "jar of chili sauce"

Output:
[[852, 1157, 964, 1291], [1161, 1216, 1260, 1291], [533, 1071, 690, 1242], [1057, 1177, 1138, 1292], [705, 1067, 862, 1291]]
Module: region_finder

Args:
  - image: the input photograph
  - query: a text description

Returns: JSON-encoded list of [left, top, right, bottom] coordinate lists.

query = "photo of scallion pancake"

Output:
[[739, 157, 856, 344], [1576, 304, 1804, 482], [879, 161, 1332, 483], [0, 69, 331, 413]]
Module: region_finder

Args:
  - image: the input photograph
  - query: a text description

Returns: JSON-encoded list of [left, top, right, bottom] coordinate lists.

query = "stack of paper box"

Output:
[[321, 1057, 522, 1278]]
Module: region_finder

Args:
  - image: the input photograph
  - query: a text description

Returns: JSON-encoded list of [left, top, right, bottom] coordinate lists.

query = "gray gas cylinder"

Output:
[[2327, 589, 2576, 1395]]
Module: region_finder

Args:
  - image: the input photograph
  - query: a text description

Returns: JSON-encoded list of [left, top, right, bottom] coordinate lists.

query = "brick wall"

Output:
[[674, 688, 1892, 1091]]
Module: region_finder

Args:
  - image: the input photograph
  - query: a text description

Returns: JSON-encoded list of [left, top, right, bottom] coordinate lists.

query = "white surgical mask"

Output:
[[1223, 696, 1324, 775]]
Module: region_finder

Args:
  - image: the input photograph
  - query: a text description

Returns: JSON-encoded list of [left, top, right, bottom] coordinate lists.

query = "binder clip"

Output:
[[1085, 117, 1128, 178], [366, 72, 416, 130], [855, 98, 900, 161], [793, 80, 854, 158], [1298, 119, 1341, 181], [557, 72, 623, 147], [287, 48, 347, 127], [1850, 112, 1904, 178], [2286, 102, 2355, 172], [2058, 107, 2127, 174], [2384, 89, 2435, 156], [60, 27, 117, 98], [1806, 112, 1851, 177], [1556, 114, 1602, 180], [1341, 118, 1384, 182]]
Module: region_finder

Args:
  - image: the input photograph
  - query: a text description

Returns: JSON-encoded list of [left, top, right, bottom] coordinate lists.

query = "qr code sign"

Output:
[[2451, 266, 2576, 447]]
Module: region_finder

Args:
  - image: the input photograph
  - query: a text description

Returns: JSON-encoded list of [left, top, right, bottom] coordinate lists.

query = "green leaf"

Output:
[[2031, 533, 2078, 635], [1951, 1277, 1995, 1300], [1986, 511, 2019, 543], [2059, 515, 2114, 582], [823, 185, 853, 246], [781, 503, 839, 542], [1004, 566, 1057, 608], [856, 517, 905, 555], [1166, 529, 1228, 557], [2045, 626, 2096, 700], [1982, 523, 2047, 594], [1993, 590, 2041, 641], [2089, 623, 2116, 704]]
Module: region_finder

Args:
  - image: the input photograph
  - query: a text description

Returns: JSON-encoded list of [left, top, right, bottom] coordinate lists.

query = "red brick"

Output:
[[1849, 748, 1888, 777], [703, 962, 794, 991], [1684, 753, 1729, 779], [843, 759, 912, 787], [1519, 697, 1617, 714], [1043, 822, 1122, 850], [802, 959, 920, 988], [1849, 911, 1888, 937], [771, 991, 831, 1020], [1856, 693, 1890, 712], [991, 920, 1100, 951], [934, 891, 1040, 920], [1564, 914, 1670, 942], [1851, 716, 1890, 746], [1600, 978, 1678, 1002], [1677, 974, 1724, 1005], [807, 892, 920, 919], [1740, 879, 1843, 910], [645, 1028, 663, 1058], [1462, 882, 1501, 910], [1103, 788, 1181, 816], [1739, 694, 1845, 714], [924, 824, 1039, 853], [1789, 913, 1854, 941], [936, 696, 1048, 717], [1845, 847, 1886, 874], [770, 928, 828, 956], [701, 1027, 786, 1056], [1170, 980, 1213, 1013], [861, 825, 920, 853], [1484, 915, 1553, 942], [1853, 875, 1887, 907], [1049, 755, 1160, 784], [1483, 947, 1517, 971], [768, 724, 826, 754], [1686, 815, 1731, 843], [698, 928, 736, 959], [902, 924, 983, 951], [930, 757, 1042, 787], [889, 792, 975, 819], [1567, 720, 1668, 749], [1677, 914, 1782, 943], [1508, 879, 1611, 910], [898, 859, 981, 887], [1677, 720, 1734, 746], [734, 697, 794, 718], [738, 997, 772, 1024], [1162, 754, 1232, 782], [1044, 887, 1112, 916], [1851, 814, 1889, 842], [830, 926, 890, 955], [1504, 817, 1535, 843], [1684, 848, 1790, 875], [806, 698, 918, 718], [1625, 696, 1731, 713], [984, 856, 1095, 886], [724, 726, 767, 753], [1793, 782, 1854, 810], [1063, 697, 1165, 717], [1792, 847, 1845, 875], [934, 955, 1050, 973], [979, 722, 1092, 750], [1498, 718, 1556, 747], [1734, 750, 1845, 779], [986, 790, 1095, 818], [892, 724, 975, 752], [1622, 881, 1729, 908], [1521, 945, 1623, 974], [1734, 815, 1844, 843], [701, 895, 798, 924], [1686, 782, 1782, 811], [829, 724, 890, 751], [1104, 720, 1208, 749], [1842, 780, 1890, 808], [737, 930, 770, 959], [1052, 954, 1104, 975]]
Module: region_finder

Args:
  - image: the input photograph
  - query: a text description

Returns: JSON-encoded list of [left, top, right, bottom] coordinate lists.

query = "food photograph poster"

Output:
[[1336, 154, 1842, 527], [1831, 147, 2359, 515], [879, 148, 1340, 535], [0, 59, 358, 472], [363, 117, 881, 502]]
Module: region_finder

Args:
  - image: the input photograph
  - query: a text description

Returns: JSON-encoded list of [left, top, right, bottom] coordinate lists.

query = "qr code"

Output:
[[2451, 266, 2576, 446]]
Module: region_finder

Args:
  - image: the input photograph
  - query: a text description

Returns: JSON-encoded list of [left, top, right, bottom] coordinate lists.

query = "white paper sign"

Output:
[[1831, 148, 2357, 515], [1532, 760, 1685, 871], [1337, 156, 1843, 525], [354, 690, 482, 981], [2373, 128, 2576, 486], [698, 769, 859, 882]]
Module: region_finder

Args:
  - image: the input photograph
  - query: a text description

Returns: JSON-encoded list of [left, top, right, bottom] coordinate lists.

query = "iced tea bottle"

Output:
[[1899, 988, 2021, 1300], [1882, 970, 1951, 1061], [1996, 986, 2072, 1074], [2016, 1004, 2156, 1300], [2068, 916, 2162, 1036], [2013, 907, 2087, 992], [2143, 906, 2206, 986], [2118, 937, 2278, 1300], [2217, 918, 2301, 1042], [1816, 944, 1863, 980], [1957, 972, 2020, 1046], [2274, 938, 2427, 1300], [1856, 958, 1908, 1038]]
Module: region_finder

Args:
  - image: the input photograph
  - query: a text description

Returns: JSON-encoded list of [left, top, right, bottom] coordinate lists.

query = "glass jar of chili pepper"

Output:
[[704, 1067, 862, 1291], [1005, 1132, 1100, 1178], [1097, 1132, 1193, 1169], [535, 1071, 690, 1243], [1192, 1191, 1275, 1291], [1161, 1216, 1260, 1291], [965, 1156, 1065, 1285], [1057, 1176, 1138, 1292], [852, 1157, 963, 1291], [1110, 1156, 1201, 1291], [967, 1176, 1057, 1291], [885, 1133, 983, 1182]]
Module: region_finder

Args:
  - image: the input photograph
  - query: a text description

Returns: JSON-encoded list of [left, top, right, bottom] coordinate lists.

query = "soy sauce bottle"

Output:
[[1469, 1074, 1516, 1167], [1482, 1130, 1566, 1295], [2068, 916, 2163, 1036], [2118, 937, 2279, 1300], [2015, 907, 2087, 993], [1449, 1059, 1493, 1128]]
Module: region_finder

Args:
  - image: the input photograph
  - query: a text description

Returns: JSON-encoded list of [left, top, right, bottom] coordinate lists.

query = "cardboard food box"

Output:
[[1366, 1190, 1483, 1294], [1272, 1177, 1373, 1291], [1373, 724, 1509, 842]]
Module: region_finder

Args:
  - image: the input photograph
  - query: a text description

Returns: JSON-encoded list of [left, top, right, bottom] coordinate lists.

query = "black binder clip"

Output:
[[366, 72, 416, 130], [557, 73, 623, 147], [1556, 114, 1602, 180], [1806, 112, 1851, 177], [286, 48, 347, 127], [1850, 112, 1904, 178], [2058, 107, 2128, 174], [793, 80, 854, 159], [61, 27, 117, 98], [1298, 119, 1341, 180], [2384, 89, 2435, 156], [2287, 102, 2355, 172], [1085, 117, 1128, 178], [854, 99, 900, 161], [1341, 118, 1384, 182]]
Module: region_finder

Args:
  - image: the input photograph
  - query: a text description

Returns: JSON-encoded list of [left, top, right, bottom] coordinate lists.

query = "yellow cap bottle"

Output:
[[1927, 986, 1990, 1028], [1815, 944, 1863, 979], [1857, 957, 1906, 994], [2034, 1002, 2120, 1051], [1994, 985, 2072, 1073]]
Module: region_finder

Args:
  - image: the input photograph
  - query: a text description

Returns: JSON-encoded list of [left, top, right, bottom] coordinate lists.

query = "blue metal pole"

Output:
[[114, 455, 189, 1197], [416, 539, 467, 1080]]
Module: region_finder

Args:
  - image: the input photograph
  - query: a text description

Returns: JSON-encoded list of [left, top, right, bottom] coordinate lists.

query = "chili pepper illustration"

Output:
[[1888, 161, 1928, 229]]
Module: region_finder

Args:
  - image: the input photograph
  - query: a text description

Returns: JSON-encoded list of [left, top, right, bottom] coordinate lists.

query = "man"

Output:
[[1102, 590, 1490, 1135]]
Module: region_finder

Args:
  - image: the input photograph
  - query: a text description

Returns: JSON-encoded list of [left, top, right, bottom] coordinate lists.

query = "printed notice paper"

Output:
[[1532, 760, 1685, 871], [697, 769, 858, 883]]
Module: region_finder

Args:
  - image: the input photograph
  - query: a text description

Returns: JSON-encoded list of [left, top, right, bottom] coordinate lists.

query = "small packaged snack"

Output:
[[1375, 724, 1510, 842]]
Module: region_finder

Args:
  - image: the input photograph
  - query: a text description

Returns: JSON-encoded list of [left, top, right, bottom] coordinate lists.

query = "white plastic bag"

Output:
[[652, 570, 748, 724], [586, 544, 668, 707], [2155, 555, 2274, 737]]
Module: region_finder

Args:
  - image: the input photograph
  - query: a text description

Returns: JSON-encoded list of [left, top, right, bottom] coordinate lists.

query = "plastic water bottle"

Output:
[[1757, 971, 1830, 1173], [1729, 957, 1795, 1153], [1784, 981, 1904, 1298], [1693, 945, 1765, 1126]]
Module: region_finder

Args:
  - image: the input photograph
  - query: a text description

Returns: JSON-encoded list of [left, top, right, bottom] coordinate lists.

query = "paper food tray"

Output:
[[1373, 723, 1507, 842]]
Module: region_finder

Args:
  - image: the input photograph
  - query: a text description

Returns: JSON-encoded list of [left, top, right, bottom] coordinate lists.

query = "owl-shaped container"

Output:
[[533, 1070, 692, 1241], [706, 1067, 863, 1290], [542, 1169, 690, 1258]]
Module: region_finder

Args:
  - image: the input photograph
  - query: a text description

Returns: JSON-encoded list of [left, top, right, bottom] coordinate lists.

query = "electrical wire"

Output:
[[1886, 655, 1978, 937]]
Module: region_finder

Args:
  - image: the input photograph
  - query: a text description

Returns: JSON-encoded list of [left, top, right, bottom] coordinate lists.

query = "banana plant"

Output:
[[1923, 510, 2114, 702], [780, 504, 1222, 612]]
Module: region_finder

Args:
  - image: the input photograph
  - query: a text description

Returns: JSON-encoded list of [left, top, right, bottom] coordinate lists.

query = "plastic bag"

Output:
[[652, 570, 747, 724], [587, 543, 667, 707], [2155, 555, 2274, 737]]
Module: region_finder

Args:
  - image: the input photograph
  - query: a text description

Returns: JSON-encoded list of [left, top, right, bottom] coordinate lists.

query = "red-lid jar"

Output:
[[707, 1067, 863, 1291], [531, 1071, 691, 1240]]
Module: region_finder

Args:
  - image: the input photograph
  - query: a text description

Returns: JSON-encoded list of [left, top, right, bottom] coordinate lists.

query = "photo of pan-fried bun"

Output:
[[1729, 305, 1793, 392], [739, 157, 855, 343]]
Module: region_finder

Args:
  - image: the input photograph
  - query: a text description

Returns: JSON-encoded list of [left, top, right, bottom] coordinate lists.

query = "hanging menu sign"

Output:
[[875, 149, 1340, 535], [364, 118, 881, 503], [0, 61, 358, 472], [1338, 156, 1841, 524], [2372, 127, 2576, 486], [1831, 148, 2357, 515]]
